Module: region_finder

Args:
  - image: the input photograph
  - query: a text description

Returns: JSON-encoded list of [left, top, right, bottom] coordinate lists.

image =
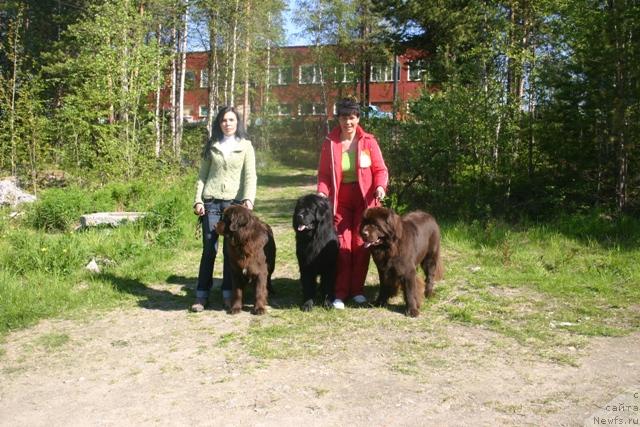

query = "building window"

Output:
[[199, 105, 208, 117], [200, 69, 208, 88], [408, 60, 427, 81], [269, 66, 293, 85], [334, 63, 356, 84], [370, 63, 398, 82], [276, 104, 291, 116], [298, 103, 325, 115], [185, 70, 196, 90], [183, 107, 193, 122], [299, 64, 323, 84]]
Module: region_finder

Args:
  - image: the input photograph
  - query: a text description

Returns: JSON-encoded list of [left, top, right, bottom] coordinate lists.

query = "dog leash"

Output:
[[195, 216, 202, 239]]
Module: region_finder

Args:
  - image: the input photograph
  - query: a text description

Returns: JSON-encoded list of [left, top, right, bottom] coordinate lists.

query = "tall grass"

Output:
[[0, 174, 195, 336], [440, 217, 640, 342]]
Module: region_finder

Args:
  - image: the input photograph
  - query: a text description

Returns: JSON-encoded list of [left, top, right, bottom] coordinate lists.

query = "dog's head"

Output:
[[216, 205, 253, 236], [360, 207, 402, 248], [293, 194, 332, 233]]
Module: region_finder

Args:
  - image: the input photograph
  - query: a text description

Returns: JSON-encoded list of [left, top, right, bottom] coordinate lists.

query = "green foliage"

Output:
[[250, 118, 324, 169], [4, 230, 88, 275], [26, 188, 94, 232], [0, 173, 196, 336], [43, 0, 169, 179], [142, 195, 185, 247], [371, 0, 640, 217]]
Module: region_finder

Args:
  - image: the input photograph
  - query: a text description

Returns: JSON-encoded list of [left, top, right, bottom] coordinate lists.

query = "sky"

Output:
[[284, 0, 310, 46]]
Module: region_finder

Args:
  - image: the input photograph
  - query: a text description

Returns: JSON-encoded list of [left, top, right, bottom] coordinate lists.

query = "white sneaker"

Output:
[[352, 295, 367, 304], [332, 299, 345, 310]]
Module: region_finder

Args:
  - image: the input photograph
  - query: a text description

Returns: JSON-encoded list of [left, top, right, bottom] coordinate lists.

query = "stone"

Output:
[[0, 177, 36, 207], [79, 212, 146, 229]]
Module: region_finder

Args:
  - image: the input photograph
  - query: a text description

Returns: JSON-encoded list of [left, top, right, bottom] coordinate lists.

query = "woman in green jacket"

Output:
[[191, 106, 257, 312]]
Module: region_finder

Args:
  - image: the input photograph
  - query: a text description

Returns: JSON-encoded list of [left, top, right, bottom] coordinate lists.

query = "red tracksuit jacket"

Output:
[[317, 125, 389, 214]]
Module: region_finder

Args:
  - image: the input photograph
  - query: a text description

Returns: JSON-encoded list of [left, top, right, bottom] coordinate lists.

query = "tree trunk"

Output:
[[154, 23, 163, 158], [9, 10, 22, 176], [121, 0, 131, 177], [392, 54, 398, 119], [29, 119, 38, 195], [176, 1, 189, 159], [242, 1, 252, 127], [207, 10, 219, 137], [223, 39, 230, 106], [229, 0, 240, 107], [170, 26, 177, 155], [264, 28, 271, 110], [263, 17, 272, 150], [613, 0, 629, 211]]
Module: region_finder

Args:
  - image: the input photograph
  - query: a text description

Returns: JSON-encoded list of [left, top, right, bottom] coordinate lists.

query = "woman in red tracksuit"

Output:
[[317, 98, 389, 309]]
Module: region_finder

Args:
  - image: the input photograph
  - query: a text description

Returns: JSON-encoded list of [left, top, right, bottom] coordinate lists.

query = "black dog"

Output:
[[293, 194, 338, 311]]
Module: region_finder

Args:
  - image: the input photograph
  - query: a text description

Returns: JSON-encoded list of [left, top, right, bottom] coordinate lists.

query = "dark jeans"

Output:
[[196, 199, 237, 299]]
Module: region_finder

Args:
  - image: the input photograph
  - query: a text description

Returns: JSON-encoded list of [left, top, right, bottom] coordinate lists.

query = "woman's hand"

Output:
[[193, 202, 205, 216], [243, 199, 254, 210], [374, 186, 385, 201], [317, 192, 328, 198]]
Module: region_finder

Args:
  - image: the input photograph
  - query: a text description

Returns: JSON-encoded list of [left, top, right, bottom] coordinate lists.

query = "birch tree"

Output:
[[46, 0, 166, 177]]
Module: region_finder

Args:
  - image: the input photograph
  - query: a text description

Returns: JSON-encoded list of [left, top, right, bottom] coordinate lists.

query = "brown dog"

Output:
[[360, 207, 443, 317], [215, 205, 276, 315]]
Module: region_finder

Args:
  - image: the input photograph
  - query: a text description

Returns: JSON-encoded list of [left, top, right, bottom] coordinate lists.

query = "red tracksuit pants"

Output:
[[334, 182, 370, 300]]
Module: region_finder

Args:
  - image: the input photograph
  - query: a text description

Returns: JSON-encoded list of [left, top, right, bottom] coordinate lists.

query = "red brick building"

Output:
[[165, 45, 428, 122]]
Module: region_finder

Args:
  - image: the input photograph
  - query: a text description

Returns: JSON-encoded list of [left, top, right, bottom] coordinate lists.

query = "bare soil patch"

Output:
[[1, 293, 638, 426]]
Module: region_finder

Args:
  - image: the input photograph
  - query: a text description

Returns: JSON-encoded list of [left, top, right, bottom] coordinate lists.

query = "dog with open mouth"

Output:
[[293, 194, 338, 311], [360, 207, 443, 317]]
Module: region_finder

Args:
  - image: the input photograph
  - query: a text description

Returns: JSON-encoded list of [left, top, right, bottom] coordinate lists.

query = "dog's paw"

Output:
[[406, 307, 420, 317], [301, 299, 314, 312], [229, 306, 242, 315], [374, 299, 387, 307], [322, 296, 333, 309], [251, 306, 266, 315]]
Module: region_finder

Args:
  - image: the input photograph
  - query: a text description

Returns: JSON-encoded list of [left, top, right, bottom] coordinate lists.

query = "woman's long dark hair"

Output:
[[202, 106, 247, 159]]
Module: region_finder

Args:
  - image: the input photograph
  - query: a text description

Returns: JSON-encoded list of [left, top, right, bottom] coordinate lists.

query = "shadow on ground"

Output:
[[98, 273, 308, 314], [98, 272, 194, 311]]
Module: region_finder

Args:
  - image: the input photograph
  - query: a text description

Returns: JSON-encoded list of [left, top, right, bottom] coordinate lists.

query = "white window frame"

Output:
[[267, 104, 291, 116], [370, 63, 397, 82], [199, 105, 208, 118], [200, 69, 209, 88], [408, 60, 427, 82], [299, 64, 323, 85], [298, 103, 325, 116], [334, 63, 356, 83], [269, 66, 292, 86]]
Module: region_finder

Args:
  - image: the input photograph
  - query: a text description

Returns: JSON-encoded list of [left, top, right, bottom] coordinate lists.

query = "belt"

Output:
[[203, 198, 232, 203]]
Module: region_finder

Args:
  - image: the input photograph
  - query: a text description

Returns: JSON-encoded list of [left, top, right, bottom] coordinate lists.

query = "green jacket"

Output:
[[194, 138, 257, 205]]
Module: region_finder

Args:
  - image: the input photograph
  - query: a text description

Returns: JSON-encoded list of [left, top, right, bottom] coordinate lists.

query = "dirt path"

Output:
[[1, 288, 638, 426]]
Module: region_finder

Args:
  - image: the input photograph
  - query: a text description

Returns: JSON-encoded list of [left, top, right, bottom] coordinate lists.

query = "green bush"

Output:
[[141, 195, 185, 246], [26, 188, 93, 231]]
